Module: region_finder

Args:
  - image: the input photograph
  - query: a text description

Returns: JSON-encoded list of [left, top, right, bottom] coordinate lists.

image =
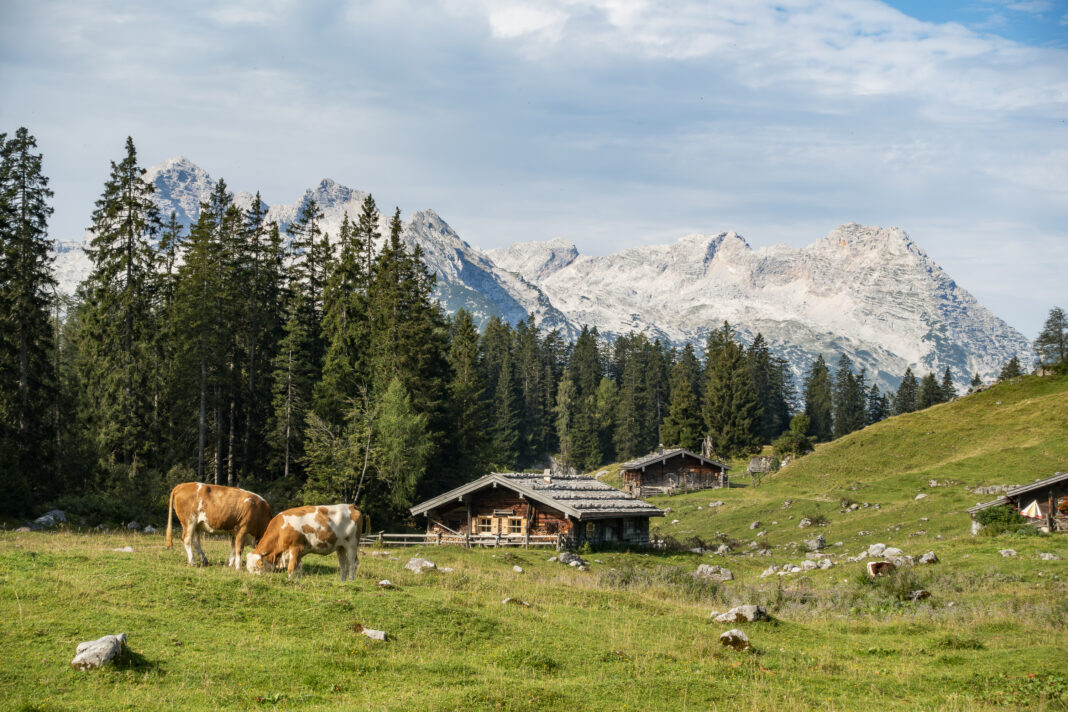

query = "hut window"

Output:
[[507, 517, 523, 535], [623, 519, 635, 537], [477, 517, 492, 534]]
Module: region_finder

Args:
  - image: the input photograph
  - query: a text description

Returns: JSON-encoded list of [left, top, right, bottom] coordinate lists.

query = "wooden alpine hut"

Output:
[[410, 471, 663, 548], [620, 448, 730, 497]]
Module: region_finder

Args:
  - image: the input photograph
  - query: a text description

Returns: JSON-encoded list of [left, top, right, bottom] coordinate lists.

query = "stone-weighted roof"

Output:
[[621, 448, 730, 471], [411, 472, 664, 520]]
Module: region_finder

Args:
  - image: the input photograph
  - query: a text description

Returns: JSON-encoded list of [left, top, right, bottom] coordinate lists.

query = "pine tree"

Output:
[[803, 354, 833, 442], [0, 128, 56, 509], [832, 355, 867, 438], [747, 333, 790, 442], [997, 356, 1023, 381], [894, 367, 918, 414], [917, 372, 943, 409], [661, 343, 703, 450], [76, 137, 161, 472], [969, 372, 983, 393], [444, 309, 490, 483], [488, 349, 520, 469], [1034, 306, 1067, 374], [512, 317, 545, 466], [940, 367, 955, 401], [702, 322, 761, 458], [865, 383, 888, 424], [371, 378, 430, 518], [269, 294, 316, 481], [355, 194, 381, 289]]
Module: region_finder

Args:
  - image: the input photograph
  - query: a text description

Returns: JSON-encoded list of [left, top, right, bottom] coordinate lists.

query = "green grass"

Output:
[[3, 376, 1068, 711]]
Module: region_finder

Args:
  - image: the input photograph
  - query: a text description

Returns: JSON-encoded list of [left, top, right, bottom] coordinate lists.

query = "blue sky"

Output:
[[1, 0, 1065, 337]]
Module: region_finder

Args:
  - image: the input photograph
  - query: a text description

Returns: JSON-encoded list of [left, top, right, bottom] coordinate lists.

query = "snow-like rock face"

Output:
[[495, 223, 1033, 389], [51, 157, 1033, 390]]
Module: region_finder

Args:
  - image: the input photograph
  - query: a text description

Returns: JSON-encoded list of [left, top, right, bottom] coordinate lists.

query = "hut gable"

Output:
[[969, 471, 1068, 532]]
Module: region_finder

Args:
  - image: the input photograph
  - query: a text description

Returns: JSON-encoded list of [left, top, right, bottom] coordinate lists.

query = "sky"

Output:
[[1, 0, 1065, 338]]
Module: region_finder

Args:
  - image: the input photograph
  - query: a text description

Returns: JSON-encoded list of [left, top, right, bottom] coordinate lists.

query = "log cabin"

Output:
[[410, 472, 663, 548], [968, 471, 1068, 533], [620, 448, 730, 497]]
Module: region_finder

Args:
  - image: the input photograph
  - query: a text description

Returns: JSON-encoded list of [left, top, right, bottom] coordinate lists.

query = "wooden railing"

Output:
[[366, 532, 560, 549]]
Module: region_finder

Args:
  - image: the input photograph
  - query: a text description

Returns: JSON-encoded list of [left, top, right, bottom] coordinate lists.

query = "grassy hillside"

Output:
[[1, 376, 1066, 711]]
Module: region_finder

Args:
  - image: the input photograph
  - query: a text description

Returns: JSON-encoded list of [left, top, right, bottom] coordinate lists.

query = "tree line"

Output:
[[2, 129, 1062, 524]]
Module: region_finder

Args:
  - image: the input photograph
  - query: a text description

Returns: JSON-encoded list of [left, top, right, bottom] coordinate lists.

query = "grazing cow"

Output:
[[867, 560, 897, 577], [165, 482, 273, 569], [246, 504, 370, 581]]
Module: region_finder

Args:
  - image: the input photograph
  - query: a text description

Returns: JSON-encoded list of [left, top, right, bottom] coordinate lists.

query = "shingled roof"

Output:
[[968, 472, 1068, 514], [621, 447, 730, 471], [410, 472, 664, 521]]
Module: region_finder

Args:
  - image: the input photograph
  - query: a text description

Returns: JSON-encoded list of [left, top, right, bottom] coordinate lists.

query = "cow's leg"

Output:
[[336, 548, 349, 582], [229, 527, 247, 570], [192, 527, 209, 567], [181, 527, 195, 566], [287, 548, 303, 579], [342, 547, 358, 581]]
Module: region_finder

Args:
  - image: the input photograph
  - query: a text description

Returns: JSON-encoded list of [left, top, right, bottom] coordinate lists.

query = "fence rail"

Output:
[[367, 532, 560, 549]]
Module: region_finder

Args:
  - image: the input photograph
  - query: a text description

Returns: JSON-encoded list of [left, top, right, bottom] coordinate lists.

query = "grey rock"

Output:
[[760, 565, 779, 577], [709, 501, 724, 508], [558, 552, 587, 566], [31, 513, 59, 529], [883, 546, 904, 556], [801, 559, 818, 571], [998, 549, 1017, 558], [805, 534, 826, 551], [757, 548, 772, 557], [143, 525, 158, 534], [112, 546, 134, 553], [914, 493, 928, 500], [868, 543, 887, 556], [797, 518, 813, 529], [714, 605, 768, 623], [713, 544, 731, 555], [357, 626, 387, 641], [908, 590, 931, 601], [502, 598, 531, 607], [781, 500, 793, 509], [512, 565, 524, 573], [756, 531, 768, 538], [695, 564, 734, 582], [126, 521, 141, 531], [404, 557, 437, 574], [1039, 552, 1060, 561], [719, 629, 750, 651], [15, 526, 30, 532], [818, 558, 834, 570], [663, 507, 672, 514], [919, 551, 939, 564], [749, 521, 761, 530], [547, 556, 558, 562], [71, 633, 126, 670], [377, 580, 394, 588]]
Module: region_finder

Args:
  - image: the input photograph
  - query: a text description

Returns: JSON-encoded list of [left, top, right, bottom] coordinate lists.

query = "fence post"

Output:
[[436, 531, 442, 546], [465, 532, 470, 549]]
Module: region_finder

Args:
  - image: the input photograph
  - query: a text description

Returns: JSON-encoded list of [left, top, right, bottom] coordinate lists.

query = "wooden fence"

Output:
[[366, 532, 561, 549]]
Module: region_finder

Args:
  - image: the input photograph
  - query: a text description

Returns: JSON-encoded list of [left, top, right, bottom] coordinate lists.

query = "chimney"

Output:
[[543, 468, 552, 484]]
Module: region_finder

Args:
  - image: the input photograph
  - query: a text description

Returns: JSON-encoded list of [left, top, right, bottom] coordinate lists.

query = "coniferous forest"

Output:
[[0, 131, 1028, 526]]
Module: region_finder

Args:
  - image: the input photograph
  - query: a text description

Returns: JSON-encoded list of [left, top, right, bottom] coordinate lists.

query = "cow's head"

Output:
[[246, 552, 275, 574]]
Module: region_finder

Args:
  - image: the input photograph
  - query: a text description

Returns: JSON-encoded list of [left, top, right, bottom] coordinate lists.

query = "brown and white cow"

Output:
[[246, 504, 370, 581], [165, 482, 273, 569]]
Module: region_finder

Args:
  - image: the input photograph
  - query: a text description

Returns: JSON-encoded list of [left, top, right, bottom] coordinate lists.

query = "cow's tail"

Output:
[[165, 486, 176, 549], [362, 512, 371, 539]]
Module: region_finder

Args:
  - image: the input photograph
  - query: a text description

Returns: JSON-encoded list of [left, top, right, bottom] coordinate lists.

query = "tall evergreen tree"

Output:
[[488, 349, 520, 469], [370, 377, 430, 519], [997, 356, 1023, 381], [940, 367, 955, 401], [76, 137, 161, 473], [917, 372, 943, 409], [803, 354, 834, 442], [661, 343, 703, 451], [1034, 306, 1067, 373], [894, 367, 918, 414], [0, 128, 56, 509], [444, 309, 490, 483], [832, 354, 866, 438], [702, 322, 761, 458], [512, 317, 546, 466], [747, 334, 791, 442], [969, 372, 983, 393], [865, 383, 888, 425]]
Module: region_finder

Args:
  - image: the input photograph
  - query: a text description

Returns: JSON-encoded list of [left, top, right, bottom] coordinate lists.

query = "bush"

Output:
[[974, 505, 1038, 537], [772, 430, 813, 459]]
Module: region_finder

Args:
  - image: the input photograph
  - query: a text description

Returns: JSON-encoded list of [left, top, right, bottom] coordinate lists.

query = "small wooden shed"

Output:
[[968, 471, 1068, 532], [410, 472, 664, 548], [620, 448, 730, 497]]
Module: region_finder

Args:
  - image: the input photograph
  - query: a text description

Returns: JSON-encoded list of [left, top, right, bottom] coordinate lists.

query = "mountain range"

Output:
[[51, 157, 1035, 392]]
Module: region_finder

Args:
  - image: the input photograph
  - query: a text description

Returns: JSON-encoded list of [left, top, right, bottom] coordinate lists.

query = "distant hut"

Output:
[[968, 471, 1068, 533], [410, 472, 664, 548], [748, 456, 779, 475], [619, 448, 730, 497]]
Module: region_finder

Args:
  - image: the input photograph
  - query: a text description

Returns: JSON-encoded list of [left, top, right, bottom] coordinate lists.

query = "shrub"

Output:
[[974, 505, 1038, 537]]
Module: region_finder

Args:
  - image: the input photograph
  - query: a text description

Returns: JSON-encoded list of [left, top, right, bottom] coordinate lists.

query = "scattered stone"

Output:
[[908, 590, 931, 602], [15, 526, 30, 532], [834, 541, 843, 547], [801, 560, 818, 571], [95, 524, 107, 531], [71, 633, 126, 670], [369, 551, 392, 557], [772, 521, 778, 525], [1039, 552, 1060, 561], [757, 548, 772, 557], [558, 552, 587, 567], [749, 521, 761, 530], [797, 518, 813, 529], [846, 552, 867, 562], [866, 560, 896, 577], [935, 534, 943, 540], [818, 558, 834, 570], [868, 543, 887, 557], [873, 504, 881, 510], [143, 525, 158, 534], [890, 555, 915, 567], [919, 517, 929, 522], [512, 565, 524, 573], [914, 493, 928, 500], [709, 501, 724, 508], [781, 500, 793, 509], [32, 513, 60, 529], [664, 507, 673, 514], [547, 556, 558, 562], [805, 534, 826, 551], [354, 624, 387, 641], [714, 605, 768, 623], [594, 559, 604, 564], [404, 557, 437, 574], [377, 580, 394, 588], [671, 519, 680, 524], [857, 530, 872, 536], [697, 506, 703, 510], [112, 546, 134, 553], [126, 521, 141, 531], [919, 551, 939, 564], [695, 564, 734, 581], [689, 547, 705, 554], [713, 544, 731, 555], [998, 549, 1017, 558], [760, 565, 779, 577], [756, 531, 767, 538], [883, 547, 904, 556], [719, 629, 750, 651], [502, 598, 531, 607], [577, 565, 589, 571]]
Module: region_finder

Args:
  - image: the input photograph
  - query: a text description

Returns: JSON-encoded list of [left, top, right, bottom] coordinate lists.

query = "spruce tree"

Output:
[[865, 383, 888, 424], [969, 372, 983, 393], [661, 343, 703, 451], [997, 356, 1023, 381], [444, 309, 490, 483], [802, 354, 833, 442], [917, 372, 943, 409], [512, 317, 545, 466], [1034, 306, 1067, 373], [894, 367, 918, 414], [488, 349, 520, 469], [940, 367, 955, 401], [832, 355, 866, 438], [0, 128, 56, 509], [371, 378, 430, 519], [77, 137, 161, 472], [702, 322, 761, 458], [747, 333, 789, 442]]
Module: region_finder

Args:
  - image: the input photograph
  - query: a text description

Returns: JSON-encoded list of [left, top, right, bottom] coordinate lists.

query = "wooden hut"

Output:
[[410, 472, 663, 548], [620, 448, 730, 497], [968, 471, 1068, 532]]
